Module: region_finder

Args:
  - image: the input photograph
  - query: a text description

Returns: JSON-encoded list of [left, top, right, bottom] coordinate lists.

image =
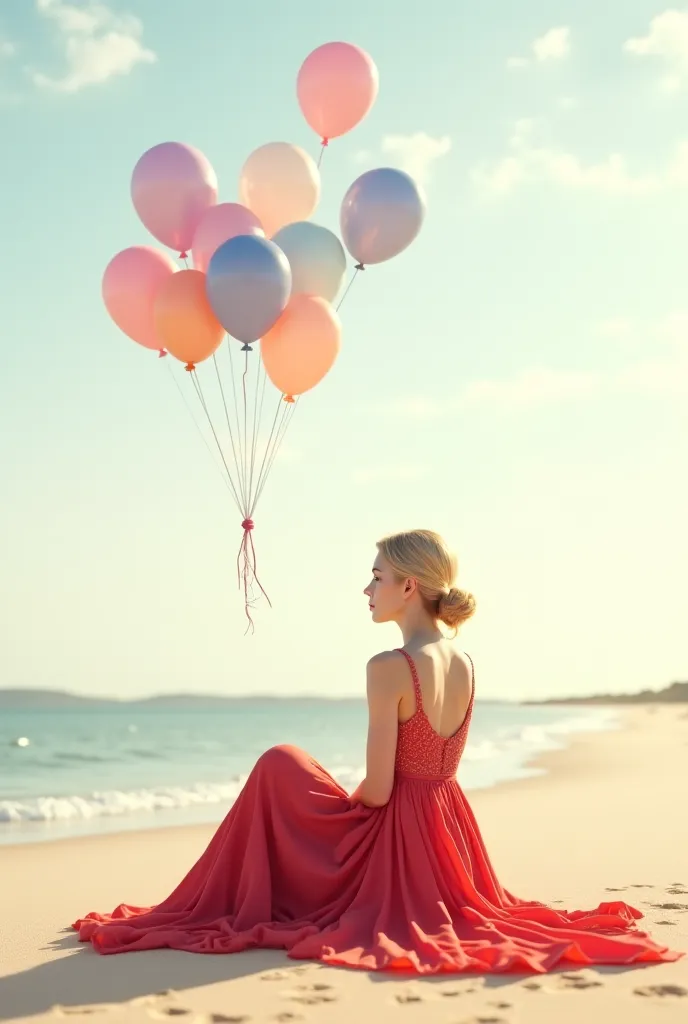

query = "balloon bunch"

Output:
[[102, 42, 426, 629]]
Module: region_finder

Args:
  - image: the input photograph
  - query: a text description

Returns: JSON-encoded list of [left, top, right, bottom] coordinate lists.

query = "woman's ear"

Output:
[[404, 577, 416, 597]]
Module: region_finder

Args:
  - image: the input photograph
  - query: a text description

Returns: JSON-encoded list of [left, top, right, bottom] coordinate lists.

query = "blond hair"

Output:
[[376, 529, 476, 635]]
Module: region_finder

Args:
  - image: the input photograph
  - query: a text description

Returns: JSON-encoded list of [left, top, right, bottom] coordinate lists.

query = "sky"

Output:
[[0, 0, 686, 702]]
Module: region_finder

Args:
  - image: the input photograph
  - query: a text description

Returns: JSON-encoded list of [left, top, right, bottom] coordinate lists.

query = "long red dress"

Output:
[[73, 649, 683, 972]]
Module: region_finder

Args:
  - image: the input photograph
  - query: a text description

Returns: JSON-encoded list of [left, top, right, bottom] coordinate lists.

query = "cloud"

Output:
[[351, 465, 425, 485], [31, 0, 156, 92], [381, 397, 447, 421], [380, 313, 688, 418], [533, 27, 571, 62], [0, 36, 15, 58], [356, 132, 451, 186], [597, 317, 634, 339], [624, 9, 688, 92], [508, 25, 571, 69], [472, 118, 688, 196], [462, 368, 602, 409]]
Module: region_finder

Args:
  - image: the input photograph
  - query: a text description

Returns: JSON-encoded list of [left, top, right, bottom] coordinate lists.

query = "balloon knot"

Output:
[[158, 349, 167, 359], [184, 362, 195, 372], [321, 137, 329, 148], [179, 251, 188, 260], [241, 519, 255, 532], [355, 263, 365, 271], [241, 343, 253, 352], [284, 394, 295, 404]]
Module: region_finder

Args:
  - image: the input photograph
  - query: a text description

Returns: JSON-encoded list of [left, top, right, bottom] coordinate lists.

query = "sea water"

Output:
[[0, 700, 619, 845]]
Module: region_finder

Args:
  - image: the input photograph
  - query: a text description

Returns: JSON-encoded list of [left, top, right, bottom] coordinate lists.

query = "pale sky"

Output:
[[0, 0, 686, 701]]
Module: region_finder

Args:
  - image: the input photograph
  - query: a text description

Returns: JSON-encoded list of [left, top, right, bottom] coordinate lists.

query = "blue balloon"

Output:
[[206, 235, 292, 344], [272, 222, 347, 303], [340, 167, 426, 267]]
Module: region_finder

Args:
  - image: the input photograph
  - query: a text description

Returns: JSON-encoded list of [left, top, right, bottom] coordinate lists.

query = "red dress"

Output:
[[73, 649, 683, 972]]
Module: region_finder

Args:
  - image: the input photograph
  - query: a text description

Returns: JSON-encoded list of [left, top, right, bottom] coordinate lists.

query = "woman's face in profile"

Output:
[[363, 554, 406, 624]]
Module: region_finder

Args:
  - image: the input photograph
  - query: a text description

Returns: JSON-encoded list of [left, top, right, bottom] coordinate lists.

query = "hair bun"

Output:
[[437, 586, 476, 632]]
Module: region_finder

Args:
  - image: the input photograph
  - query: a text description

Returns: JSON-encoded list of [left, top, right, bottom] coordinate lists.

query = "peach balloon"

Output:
[[260, 294, 341, 400], [153, 269, 224, 369], [102, 246, 177, 351], [239, 142, 320, 238], [297, 42, 379, 142]]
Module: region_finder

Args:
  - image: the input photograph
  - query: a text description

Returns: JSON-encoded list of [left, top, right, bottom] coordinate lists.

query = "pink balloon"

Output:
[[102, 246, 177, 351], [131, 142, 218, 256], [191, 203, 264, 274], [297, 42, 379, 142]]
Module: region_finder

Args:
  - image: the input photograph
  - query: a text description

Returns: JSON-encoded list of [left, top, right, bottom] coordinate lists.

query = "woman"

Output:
[[73, 529, 682, 972]]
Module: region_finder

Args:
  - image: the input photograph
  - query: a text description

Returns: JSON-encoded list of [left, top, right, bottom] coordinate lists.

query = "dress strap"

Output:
[[396, 648, 423, 713], [465, 652, 475, 706]]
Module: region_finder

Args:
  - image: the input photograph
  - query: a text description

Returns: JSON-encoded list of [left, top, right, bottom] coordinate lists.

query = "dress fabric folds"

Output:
[[73, 649, 683, 973]]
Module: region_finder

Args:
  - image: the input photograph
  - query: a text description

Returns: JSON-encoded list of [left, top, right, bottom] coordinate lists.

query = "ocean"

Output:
[[0, 700, 620, 845]]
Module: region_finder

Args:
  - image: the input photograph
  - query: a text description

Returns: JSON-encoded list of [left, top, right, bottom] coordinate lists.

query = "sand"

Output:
[[1, 704, 687, 1023]]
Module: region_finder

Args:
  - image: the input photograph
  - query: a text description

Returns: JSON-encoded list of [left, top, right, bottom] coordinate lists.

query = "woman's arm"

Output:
[[350, 652, 401, 808]]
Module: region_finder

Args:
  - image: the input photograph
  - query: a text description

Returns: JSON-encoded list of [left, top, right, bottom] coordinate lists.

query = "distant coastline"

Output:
[[524, 681, 688, 705], [0, 680, 686, 710], [0, 689, 367, 710]]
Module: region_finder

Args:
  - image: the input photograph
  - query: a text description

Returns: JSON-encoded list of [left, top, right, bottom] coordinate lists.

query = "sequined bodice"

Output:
[[394, 649, 475, 780]]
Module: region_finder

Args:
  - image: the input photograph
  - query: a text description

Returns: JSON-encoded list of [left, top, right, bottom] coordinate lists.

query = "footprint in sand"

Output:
[[148, 1010, 191, 1019], [521, 980, 544, 991], [273, 1015, 304, 1023], [53, 1008, 116, 1017], [667, 886, 688, 895], [129, 994, 186, 1013], [208, 1016, 250, 1024], [282, 983, 337, 1006], [656, 919, 677, 925], [604, 887, 627, 892], [557, 971, 603, 990], [651, 902, 688, 912], [630, 883, 653, 889], [261, 971, 290, 982], [634, 984, 688, 998], [439, 980, 485, 999], [488, 1001, 512, 1010], [394, 991, 424, 1004], [454, 1017, 510, 1024]]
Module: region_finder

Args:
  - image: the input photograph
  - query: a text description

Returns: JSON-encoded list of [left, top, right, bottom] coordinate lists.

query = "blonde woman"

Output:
[[74, 530, 681, 973]]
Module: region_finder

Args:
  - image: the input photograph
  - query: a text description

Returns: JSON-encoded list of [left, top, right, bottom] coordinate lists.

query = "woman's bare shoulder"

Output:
[[366, 650, 409, 692]]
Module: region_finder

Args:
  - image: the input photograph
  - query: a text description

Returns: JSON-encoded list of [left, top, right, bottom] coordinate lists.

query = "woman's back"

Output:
[[394, 645, 475, 780]]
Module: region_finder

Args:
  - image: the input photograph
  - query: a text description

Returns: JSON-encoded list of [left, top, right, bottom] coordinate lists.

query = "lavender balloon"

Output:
[[340, 167, 426, 267], [131, 142, 218, 257], [206, 235, 292, 345]]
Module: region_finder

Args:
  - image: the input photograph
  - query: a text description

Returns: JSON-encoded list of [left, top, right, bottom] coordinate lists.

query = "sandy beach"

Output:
[[1, 704, 687, 1024]]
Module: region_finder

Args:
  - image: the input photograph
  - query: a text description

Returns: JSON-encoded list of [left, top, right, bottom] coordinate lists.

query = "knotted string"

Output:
[[237, 518, 271, 633]]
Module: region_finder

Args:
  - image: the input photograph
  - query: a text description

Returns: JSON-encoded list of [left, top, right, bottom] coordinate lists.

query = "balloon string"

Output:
[[242, 348, 250, 507], [237, 519, 271, 634], [227, 340, 247, 503], [165, 360, 234, 497], [317, 138, 328, 169], [190, 369, 243, 511], [212, 351, 247, 510], [336, 265, 362, 312]]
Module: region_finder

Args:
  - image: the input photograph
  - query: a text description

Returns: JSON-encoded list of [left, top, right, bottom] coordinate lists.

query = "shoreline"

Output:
[[1, 704, 687, 1024], [0, 701, 622, 849]]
